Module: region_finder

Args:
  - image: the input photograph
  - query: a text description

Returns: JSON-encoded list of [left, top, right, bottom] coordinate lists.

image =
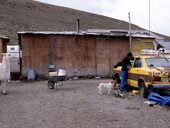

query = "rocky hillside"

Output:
[[0, 0, 169, 44]]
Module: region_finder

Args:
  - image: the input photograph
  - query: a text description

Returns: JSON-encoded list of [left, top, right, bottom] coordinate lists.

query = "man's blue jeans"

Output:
[[120, 70, 127, 93]]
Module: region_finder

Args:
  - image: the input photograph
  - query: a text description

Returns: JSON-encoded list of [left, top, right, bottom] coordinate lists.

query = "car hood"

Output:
[[150, 67, 170, 77]]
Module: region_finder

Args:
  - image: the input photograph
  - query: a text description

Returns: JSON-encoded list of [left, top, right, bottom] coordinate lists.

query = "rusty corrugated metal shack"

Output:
[[18, 30, 130, 77], [18, 30, 155, 78]]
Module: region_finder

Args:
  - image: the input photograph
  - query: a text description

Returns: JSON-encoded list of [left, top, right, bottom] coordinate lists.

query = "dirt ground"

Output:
[[0, 79, 170, 128]]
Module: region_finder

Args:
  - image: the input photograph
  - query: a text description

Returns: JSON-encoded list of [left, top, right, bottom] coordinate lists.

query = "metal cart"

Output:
[[47, 75, 66, 89], [47, 65, 66, 89]]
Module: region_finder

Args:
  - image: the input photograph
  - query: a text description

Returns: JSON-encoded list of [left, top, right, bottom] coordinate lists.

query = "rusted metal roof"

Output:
[[0, 36, 9, 39], [88, 29, 157, 39], [18, 29, 156, 39], [157, 41, 170, 50], [17, 31, 128, 37]]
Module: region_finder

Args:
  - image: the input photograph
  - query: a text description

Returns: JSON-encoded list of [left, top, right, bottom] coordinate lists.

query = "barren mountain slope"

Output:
[[0, 0, 169, 44]]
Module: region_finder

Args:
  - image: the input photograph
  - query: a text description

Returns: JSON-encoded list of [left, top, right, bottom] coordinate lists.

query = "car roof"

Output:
[[134, 55, 166, 59], [134, 55, 155, 58]]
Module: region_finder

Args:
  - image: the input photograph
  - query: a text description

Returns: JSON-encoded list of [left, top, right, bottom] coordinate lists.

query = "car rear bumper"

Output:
[[149, 84, 170, 89]]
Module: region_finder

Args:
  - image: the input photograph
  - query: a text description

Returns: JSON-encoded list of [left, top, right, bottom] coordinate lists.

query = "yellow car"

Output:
[[114, 54, 170, 98]]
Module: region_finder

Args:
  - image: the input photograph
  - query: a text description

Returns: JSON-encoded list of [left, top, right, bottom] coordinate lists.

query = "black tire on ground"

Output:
[[139, 81, 149, 98], [124, 84, 136, 92], [48, 81, 55, 89]]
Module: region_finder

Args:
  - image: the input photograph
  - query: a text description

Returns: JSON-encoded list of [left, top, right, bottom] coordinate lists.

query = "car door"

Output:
[[128, 57, 142, 87]]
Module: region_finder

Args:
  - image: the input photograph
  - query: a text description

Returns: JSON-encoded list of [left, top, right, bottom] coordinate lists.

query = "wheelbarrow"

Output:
[[47, 75, 66, 89], [47, 68, 66, 89]]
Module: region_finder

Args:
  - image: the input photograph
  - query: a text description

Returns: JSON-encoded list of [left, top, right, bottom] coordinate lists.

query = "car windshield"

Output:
[[146, 57, 170, 67]]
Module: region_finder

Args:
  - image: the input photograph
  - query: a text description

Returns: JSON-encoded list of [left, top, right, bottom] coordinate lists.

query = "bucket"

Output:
[[58, 69, 66, 76], [27, 69, 36, 81]]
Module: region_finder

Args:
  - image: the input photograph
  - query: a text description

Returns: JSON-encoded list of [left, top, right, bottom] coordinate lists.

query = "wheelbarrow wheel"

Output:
[[48, 81, 55, 89]]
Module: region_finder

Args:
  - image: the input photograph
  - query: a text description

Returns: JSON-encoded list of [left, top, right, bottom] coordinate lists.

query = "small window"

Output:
[[10, 48, 15, 50], [134, 58, 142, 67]]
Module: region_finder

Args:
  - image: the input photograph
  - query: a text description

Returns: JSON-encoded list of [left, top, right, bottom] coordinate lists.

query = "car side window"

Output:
[[134, 58, 142, 67]]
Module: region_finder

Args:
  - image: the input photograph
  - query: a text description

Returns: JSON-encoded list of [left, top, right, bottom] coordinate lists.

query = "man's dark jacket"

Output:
[[121, 56, 131, 71]]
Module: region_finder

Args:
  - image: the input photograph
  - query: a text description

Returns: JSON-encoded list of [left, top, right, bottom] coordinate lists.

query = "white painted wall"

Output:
[[7, 45, 20, 72]]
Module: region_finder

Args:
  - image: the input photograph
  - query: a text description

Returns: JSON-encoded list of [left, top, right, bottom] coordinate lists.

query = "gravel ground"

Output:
[[0, 79, 170, 128]]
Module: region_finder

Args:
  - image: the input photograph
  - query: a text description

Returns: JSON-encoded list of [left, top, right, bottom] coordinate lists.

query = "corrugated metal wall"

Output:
[[20, 34, 129, 77], [131, 38, 154, 55], [0, 38, 8, 62], [0, 39, 2, 62]]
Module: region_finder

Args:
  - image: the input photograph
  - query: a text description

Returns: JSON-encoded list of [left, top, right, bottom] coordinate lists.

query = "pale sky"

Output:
[[35, 0, 170, 36]]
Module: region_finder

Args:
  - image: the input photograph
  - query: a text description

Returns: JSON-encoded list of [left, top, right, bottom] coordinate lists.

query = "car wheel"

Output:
[[48, 81, 54, 89], [139, 81, 149, 98]]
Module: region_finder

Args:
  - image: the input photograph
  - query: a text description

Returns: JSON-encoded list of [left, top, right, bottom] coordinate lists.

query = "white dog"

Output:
[[98, 81, 114, 95]]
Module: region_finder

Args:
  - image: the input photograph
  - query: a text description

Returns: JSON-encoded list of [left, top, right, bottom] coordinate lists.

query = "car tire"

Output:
[[139, 81, 149, 98], [48, 81, 54, 89]]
